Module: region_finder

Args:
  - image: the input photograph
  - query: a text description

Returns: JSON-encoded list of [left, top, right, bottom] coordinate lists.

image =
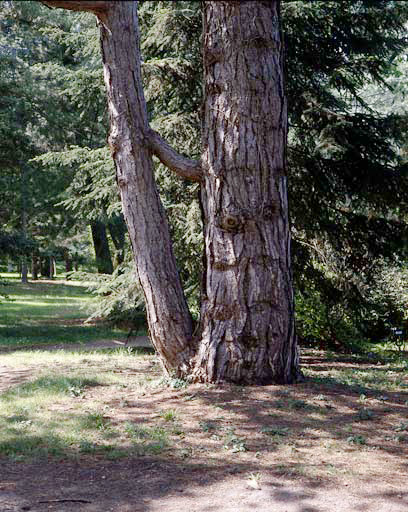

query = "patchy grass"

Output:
[[0, 349, 161, 460], [1, 348, 406, 485], [302, 352, 408, 394], [0, 281, 406, 491]]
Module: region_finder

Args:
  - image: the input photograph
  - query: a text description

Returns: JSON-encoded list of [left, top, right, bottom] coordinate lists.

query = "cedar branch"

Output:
[[41, 1, 202, 183]]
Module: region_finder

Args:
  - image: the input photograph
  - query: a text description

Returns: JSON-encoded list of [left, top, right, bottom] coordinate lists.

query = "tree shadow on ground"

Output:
[[0, 457, 325, 512], [0, 349, 407, 512]]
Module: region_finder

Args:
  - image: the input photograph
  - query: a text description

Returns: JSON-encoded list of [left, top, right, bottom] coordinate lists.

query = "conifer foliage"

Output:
[[2, 0, 406, 376]]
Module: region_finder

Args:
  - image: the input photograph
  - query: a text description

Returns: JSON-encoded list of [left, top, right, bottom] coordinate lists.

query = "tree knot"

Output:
[[219, 214, 242, 232]]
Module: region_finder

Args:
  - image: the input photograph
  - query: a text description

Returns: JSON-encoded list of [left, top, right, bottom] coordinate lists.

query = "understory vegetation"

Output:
[[0, 279, 406, 466]]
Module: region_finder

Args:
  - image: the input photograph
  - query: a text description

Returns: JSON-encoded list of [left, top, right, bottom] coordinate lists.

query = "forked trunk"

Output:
[[193, 1, 300, 383], [41, 0, 300, 384]]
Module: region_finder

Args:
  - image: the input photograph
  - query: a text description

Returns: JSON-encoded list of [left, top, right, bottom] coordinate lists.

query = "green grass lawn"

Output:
[[0, 349, 160, 461], [0, 274, 126, 348], [0, 347, 406, 465]]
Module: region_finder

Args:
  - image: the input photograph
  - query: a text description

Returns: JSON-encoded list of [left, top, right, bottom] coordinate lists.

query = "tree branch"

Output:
[[147, 129, 202, 183], [41, 1, 110, 15]]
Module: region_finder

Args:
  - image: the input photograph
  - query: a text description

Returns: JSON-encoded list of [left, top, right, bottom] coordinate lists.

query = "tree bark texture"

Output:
[[40, 0, 300, 384], [97, 1, 194, 373], [193, 1, 300, 383]]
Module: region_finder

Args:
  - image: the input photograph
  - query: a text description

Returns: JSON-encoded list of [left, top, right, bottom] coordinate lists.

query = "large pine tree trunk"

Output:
[[41, 0, 300, 384], [193, 1, 300, 384]]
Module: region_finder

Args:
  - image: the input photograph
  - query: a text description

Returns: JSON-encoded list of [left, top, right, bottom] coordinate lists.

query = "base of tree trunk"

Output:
[[190, 345, 302, 385]]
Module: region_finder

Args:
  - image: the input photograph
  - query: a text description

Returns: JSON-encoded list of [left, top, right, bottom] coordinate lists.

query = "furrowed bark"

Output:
[[193, 0, 301, 384], [98, 2, 195, 373], [42, 0, 195, 374], [41, 0, 301, 385]]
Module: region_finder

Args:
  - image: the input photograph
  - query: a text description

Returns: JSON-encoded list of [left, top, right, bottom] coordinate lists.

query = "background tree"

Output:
[[284, 0, 408, 347], [0, 1, 88, 276], [0, 1, 132, 276]]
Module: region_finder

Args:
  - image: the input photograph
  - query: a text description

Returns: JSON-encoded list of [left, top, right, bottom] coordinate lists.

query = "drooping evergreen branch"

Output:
[[147, 129, 202, 182]]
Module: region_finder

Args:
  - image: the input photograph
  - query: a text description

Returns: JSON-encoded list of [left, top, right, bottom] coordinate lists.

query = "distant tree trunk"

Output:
[[107, 214, 127, 266], [65, 257, 72, 273], [50, 256, 56, 279], [90, 221, 114, 274], [20, 165, 28, 284], [63, 249, 72, 273], [21, 259, 28, 283], [40, 257, 49, 278], [192, 1, 299, 383], [31, 253, 39, 280]]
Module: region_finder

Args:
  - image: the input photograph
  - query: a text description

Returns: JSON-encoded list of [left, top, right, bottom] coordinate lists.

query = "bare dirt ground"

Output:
[[1, 345, 407, 512]]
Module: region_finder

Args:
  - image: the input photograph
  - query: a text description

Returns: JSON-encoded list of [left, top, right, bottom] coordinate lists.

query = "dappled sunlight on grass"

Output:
[[0, 276, 407, 498], [0, 347, 153, 367], [0, 324, 125, 347], [0, 346, 406, 501], [0, 279, 126, 347], [0, 354, 166, 461]]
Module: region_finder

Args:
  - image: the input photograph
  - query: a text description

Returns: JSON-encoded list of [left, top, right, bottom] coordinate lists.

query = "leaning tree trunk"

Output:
[[42, 1, 197, 375], [193, 1, 300, 384], [97, 1, 194, 374]]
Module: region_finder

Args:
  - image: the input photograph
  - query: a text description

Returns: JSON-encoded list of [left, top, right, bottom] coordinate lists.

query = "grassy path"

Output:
[[0, 275, 126, 349]]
